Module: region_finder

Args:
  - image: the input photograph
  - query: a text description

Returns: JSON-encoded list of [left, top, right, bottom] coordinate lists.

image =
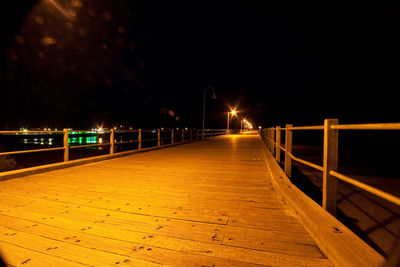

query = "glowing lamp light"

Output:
[[231, 109, 237, 116], [97, 126, 104, 133]]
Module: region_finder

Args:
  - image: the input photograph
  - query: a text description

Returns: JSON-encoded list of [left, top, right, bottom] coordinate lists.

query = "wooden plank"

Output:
[[0, 183, 293, 220], [2, 175, 277, 199], [0, 134, 334, 266], [0, 180, 284, 211], [0, 210, 331, 266], [221, 235, 323, 257], [0, 241, 85, 267], [0, 213, 324, 264], [0, 190, 229, 225], [0, 194, 224, 243], [219, 225, 315, 245], [2, 176, 276, 203], [0, 142, 189, 182], [0, 184, 282, 213], [0, 224, 165, 266], [0, 178, 298, 227], [0, 194, 318, 251]]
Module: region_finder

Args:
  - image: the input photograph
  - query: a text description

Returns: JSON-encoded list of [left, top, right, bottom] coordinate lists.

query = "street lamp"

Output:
[[227, 109, 237, 133], [202, 86, 216, 140]]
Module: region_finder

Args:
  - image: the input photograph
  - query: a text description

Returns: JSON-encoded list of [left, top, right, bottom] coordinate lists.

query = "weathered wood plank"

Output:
[[0, 195, 323, 258], [0, 181, 284, 210], [0, 241, 85, 267], [0, 207, 331, 266], [0, 214, 318, 266], [0, 134, 333, 266], [0, 184, 289, 219], [0, 225, 164, 266]]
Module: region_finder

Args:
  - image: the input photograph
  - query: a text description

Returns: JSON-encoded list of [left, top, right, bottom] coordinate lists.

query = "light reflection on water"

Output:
[[21, 136, 97, 146]]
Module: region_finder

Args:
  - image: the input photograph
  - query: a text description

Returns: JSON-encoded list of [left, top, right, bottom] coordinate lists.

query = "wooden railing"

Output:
[[0, 128, 226, 167], [260, 119, 400, 216]]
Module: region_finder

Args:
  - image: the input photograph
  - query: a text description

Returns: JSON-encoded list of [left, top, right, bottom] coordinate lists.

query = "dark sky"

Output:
[[1, 0, 399, 130]]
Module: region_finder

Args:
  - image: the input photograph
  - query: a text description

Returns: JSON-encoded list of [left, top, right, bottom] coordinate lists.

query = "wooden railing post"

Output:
[[138, 129, 142, 150], [157, 129, 161, 147], [189, 129, 192, 141], [275, 126, 281, 162], [269, 128, 272, 151], [196, 129, 199, 140], [110, 128, 115, 154], [182, 128, 185, 143], [323, 119, 339, 216], [63, 128, 69, 161], [171, 129, 174, 144], [271, 128, 275, 155], [285, 124, 293, 177]]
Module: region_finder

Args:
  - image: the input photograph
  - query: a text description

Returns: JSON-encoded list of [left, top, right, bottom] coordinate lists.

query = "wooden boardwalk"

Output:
[[0, 134, 332, 266]]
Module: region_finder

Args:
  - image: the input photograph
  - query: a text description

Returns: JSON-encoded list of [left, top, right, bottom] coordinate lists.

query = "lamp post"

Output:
[[227, 109, 237, 134], [227, 112, 230, 133], [202, 86, 216, 140]]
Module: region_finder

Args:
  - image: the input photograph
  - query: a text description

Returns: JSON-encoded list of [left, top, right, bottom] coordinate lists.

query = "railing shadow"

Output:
[[292, 162, 399, 257]]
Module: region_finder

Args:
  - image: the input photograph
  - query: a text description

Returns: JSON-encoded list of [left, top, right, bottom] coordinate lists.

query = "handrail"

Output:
[[331, 123, 400, 130], [289, 125, 324, 130], [288, 152, 323, 172], [0, 147, 64, 156], [114, 129, 139, 133], [0, 130, 64, 134], [202, 129, 227, 132], [330, 170, 400, 207], [260, 120, 400, 218], [142, 138, 158, 142], [0, 128, 225, 165], [70, 143, 110, 149], [69, 130, 102, 133], [115, 140, 139, 144], [278, 144, 286, 152]]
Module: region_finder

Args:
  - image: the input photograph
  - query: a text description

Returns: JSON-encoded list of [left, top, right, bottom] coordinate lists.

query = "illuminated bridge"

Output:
[[0, 124, 398, 266]]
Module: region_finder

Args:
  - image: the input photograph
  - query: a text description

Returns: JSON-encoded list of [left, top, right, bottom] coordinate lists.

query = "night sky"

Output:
[[1, 0, 399, 130]]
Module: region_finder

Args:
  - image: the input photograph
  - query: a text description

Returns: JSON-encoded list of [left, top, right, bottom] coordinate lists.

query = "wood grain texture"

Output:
[[260, 136, 385, 267], [0, 134, 332, 266]]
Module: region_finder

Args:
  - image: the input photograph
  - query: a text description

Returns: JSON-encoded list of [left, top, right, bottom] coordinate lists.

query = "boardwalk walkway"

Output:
[[0, 134, 332, 266]]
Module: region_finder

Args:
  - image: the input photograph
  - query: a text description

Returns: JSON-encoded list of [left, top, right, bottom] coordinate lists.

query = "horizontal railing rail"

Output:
[[260, 120, 400, 216], [0, 130, 64, 134], [0, 146, 65, 156], [0, 128, 226, 169], [289, 125, 324, 130]]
